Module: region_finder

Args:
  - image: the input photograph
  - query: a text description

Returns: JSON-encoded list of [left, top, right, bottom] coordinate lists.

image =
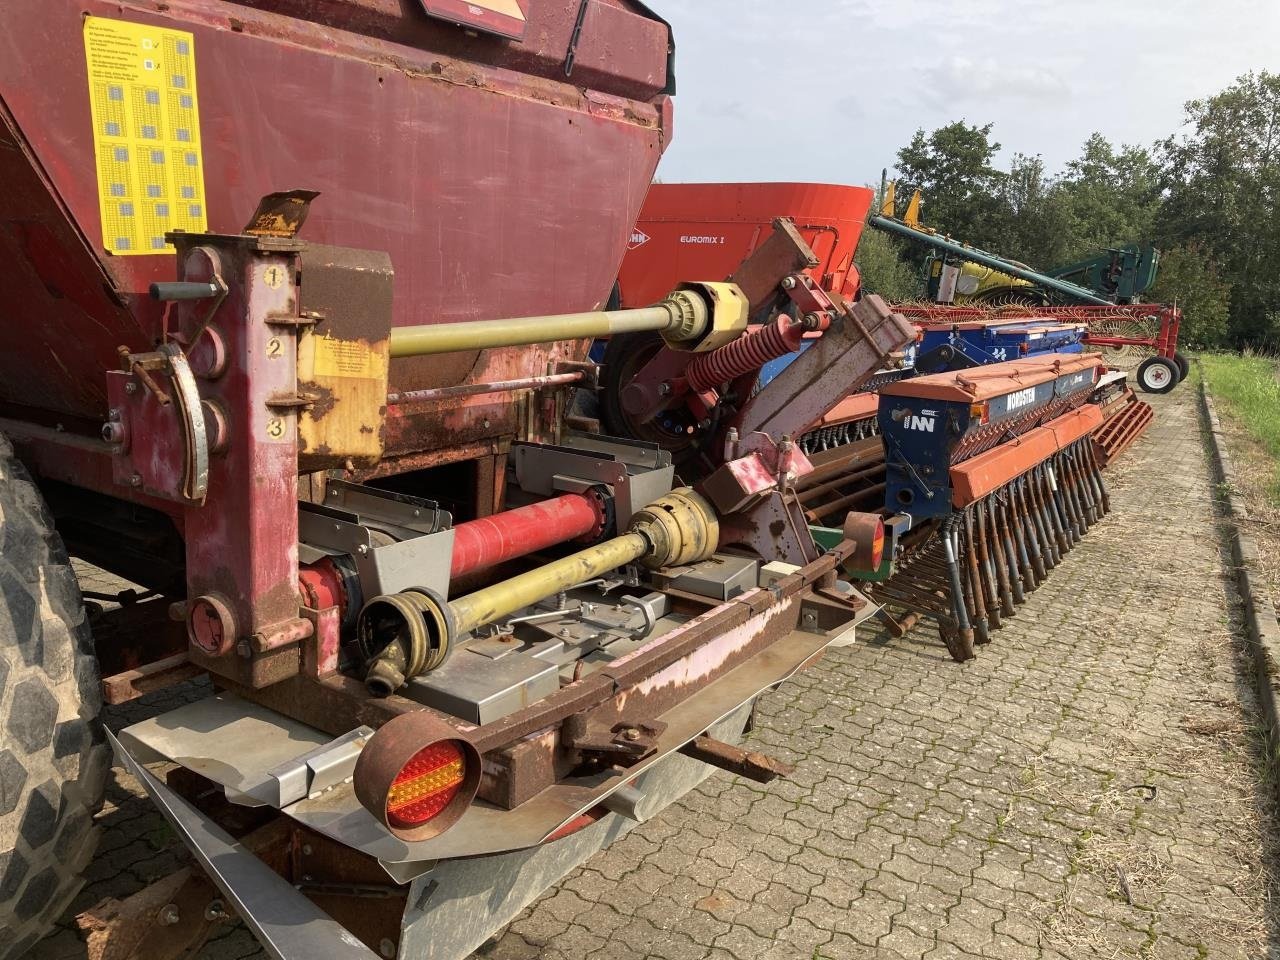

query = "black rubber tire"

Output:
[[1136, 356, 1180, 394], [0, 433, 109, 959], [1173, 351, 1190, 382]]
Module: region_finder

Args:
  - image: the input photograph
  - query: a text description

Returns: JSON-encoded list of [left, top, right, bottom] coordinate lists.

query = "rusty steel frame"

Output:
[[227, 540, 866, 810]]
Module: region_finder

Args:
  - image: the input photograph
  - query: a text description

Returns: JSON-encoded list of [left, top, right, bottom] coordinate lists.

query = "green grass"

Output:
[[1200, 351, 1280, 501]]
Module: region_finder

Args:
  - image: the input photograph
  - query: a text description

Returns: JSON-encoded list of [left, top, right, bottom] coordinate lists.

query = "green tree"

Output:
[[1054, 134, 1162, 262], [992, 153, 1070, 268], [1159, 71, 1280, 346], [854, 227, 918, 301], [1146, 244, 1231, 349], [893, 122, 1009, 249]]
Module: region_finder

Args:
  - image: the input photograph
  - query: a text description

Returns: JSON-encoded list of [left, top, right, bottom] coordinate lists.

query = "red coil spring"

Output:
[[685, 319, 802, 393]]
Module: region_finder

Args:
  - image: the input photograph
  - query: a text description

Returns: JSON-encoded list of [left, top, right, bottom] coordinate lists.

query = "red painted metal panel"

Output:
[[950, 405, 1103, 506], [814, 391, 879, 428], [618, 182, 874, 308], [0, 0, 671, 441]]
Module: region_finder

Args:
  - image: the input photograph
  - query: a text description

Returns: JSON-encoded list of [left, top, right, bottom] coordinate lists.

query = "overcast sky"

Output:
[[654, 0, 1280, 186]]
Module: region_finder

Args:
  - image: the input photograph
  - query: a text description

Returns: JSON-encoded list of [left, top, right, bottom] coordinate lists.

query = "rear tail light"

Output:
[[387, 741, 466, 828], [842, 511, 887, 573], [354, 712, 481, 841]]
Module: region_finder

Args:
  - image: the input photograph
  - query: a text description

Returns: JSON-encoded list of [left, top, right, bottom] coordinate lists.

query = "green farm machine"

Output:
[[868, 186, 1185, 394]]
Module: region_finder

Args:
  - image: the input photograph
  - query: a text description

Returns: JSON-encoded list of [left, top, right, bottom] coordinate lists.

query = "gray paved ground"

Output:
[[34, 384, 1279, 959]]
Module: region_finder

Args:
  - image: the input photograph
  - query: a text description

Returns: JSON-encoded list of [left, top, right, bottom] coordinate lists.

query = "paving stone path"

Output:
[[33, 384, 1279, 960]]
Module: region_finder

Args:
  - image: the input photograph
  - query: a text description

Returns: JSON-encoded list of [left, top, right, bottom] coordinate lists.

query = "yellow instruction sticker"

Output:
[[83, 17, 208, 256], [312, 334, 382, 380]]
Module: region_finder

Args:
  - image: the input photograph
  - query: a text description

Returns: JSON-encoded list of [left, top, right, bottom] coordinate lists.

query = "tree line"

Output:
[[856, 70, 1280, 351]]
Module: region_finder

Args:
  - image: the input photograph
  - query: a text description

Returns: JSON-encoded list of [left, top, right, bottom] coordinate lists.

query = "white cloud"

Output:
[[653, 0, 1280, 185], [918, 57, 1068, 105]]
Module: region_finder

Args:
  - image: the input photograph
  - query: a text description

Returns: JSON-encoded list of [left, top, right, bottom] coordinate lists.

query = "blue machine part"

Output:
[[757, 338, 813, 388], [877, 357, 1100, 519], [917, 320, 1086, 369], [758, 339, 917, 390]]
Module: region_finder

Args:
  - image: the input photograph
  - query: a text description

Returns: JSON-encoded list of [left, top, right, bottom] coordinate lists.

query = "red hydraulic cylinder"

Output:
[[450, 493, 604, 579]]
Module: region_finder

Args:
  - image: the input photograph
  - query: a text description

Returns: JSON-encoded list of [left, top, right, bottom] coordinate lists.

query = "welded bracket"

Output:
[[562, 717, 667, 765]]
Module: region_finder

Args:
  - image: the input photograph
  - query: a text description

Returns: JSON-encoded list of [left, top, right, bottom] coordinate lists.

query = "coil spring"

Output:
[[685, 320, 798, 394]]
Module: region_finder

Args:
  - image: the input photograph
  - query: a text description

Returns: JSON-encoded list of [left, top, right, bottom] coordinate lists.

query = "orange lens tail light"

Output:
[[354, 712, 481, 841], [386, 741, 467, 828], [842, 512, 886, 573]]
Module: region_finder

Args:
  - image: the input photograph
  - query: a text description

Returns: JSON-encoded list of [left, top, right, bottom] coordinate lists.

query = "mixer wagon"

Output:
[[616, 181, 875, 308], [0, 3, 921, 957]]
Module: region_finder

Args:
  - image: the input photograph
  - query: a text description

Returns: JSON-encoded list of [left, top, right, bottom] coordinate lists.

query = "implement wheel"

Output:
[[1136, 356, 1179, 394], [0, 433, 109, 958], [1173, 352, 1190, 382]]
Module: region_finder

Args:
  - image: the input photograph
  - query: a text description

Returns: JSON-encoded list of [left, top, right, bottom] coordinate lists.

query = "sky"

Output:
[[653, 0, 1280, 186]]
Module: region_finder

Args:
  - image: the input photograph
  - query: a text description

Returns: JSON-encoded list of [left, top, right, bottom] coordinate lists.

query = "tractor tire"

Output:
[[0, 433, 109, 959], [1174, 352, 1190, 382], [1136, 356, 1179, 395]]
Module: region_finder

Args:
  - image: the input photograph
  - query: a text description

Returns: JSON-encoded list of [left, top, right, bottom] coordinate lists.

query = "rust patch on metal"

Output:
[[679, 734, 795, 783], [242, 189, 320, 239], [300, 381, 337, 422]]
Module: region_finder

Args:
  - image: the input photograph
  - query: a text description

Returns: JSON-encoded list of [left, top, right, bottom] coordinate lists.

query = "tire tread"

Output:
[[0, 432, 108, 956]]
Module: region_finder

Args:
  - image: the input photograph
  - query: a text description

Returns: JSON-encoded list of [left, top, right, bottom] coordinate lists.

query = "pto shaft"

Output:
[[388, 291, 708, 359], [359, 489, 719, 694], [450, 533, 649, 636]]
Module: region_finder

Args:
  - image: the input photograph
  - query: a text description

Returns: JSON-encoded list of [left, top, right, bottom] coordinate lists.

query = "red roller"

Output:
[[450, 494, 605, 579], [299, 557, 347, 613]]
